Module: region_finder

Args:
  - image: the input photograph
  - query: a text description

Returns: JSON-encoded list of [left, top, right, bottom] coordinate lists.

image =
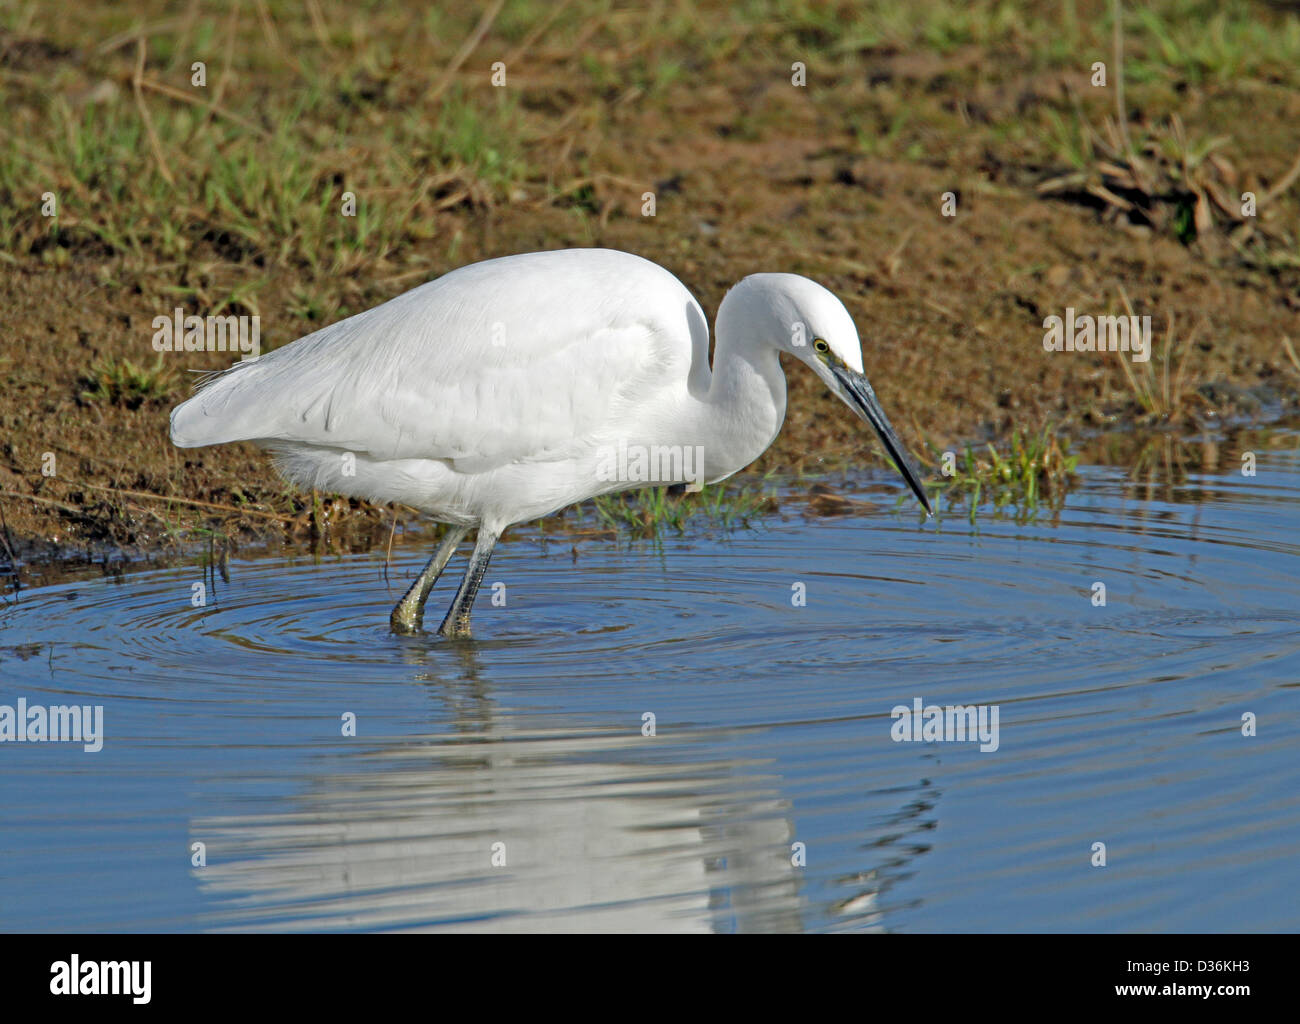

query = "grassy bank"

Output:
[[1, 0, 1297, 568]]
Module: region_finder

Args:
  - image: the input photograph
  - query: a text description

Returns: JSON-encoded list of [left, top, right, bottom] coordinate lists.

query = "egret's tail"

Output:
[[169, 361, 268, 448]]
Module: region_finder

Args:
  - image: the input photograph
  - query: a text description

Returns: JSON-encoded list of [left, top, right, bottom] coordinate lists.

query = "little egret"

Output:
[[170, 248, 931, 637]]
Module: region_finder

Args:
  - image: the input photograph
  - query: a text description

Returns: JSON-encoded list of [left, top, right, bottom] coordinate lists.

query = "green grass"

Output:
[[583, 483, 776, 539], [0, 44, 525, 283], [2, 0, 1295, 278], [927, 427, 1079, 521], [3, 0, 1293, 555], [78, 355, 177, 408], [1128, 3, 1300, 85]]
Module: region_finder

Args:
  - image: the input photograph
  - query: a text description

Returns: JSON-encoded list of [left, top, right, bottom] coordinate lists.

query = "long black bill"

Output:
[[831, 364, 933, 516]]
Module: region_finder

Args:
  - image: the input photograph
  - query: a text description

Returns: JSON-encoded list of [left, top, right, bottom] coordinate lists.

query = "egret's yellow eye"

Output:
[[813, 338, 829, 354]]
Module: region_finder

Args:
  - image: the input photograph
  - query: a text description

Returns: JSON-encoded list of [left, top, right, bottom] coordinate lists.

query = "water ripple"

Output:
[[2, 445, 1299, 930]]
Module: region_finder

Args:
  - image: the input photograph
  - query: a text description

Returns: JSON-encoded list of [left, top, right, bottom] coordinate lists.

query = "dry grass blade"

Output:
[[304, 0, 337, 57], [139, 77, 270, 139], [503, 0, 575, 68], [0, 491, 96, 518], [1261, 145, 1300, 205], [74, 482, 294, 522], [96, 17, 186, 55], [427, 0, 506, 104], [1283, 336, 1300, 375], [132, 39, 175, 185], [1116, 285, 1153, 412]]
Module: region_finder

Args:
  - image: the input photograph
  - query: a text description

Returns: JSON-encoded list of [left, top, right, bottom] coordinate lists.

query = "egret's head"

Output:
[[723, 273, 933, 515]]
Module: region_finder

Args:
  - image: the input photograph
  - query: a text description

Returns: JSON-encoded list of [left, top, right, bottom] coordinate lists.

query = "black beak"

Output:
[[831, 364, 933, 516]]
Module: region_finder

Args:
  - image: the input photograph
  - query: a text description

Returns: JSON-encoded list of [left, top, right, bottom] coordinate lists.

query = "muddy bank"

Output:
[[1, 1, 1297, 575]]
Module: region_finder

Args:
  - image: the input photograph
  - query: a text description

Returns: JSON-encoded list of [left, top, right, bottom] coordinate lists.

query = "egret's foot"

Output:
[[389, 601, 421, 634], [389, 579, 430, 634], [435, 525, 499, 641], [388, 525, 470, 635]]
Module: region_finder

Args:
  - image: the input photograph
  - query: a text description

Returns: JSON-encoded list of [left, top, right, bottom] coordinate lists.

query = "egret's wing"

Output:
[[171, 251, 709, 469]]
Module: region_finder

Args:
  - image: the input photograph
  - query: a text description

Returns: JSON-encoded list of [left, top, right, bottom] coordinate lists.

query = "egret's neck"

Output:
[[700, 327, 787, 480]]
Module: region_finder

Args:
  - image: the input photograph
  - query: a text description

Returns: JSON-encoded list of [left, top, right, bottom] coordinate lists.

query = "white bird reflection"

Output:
[[192, 721, 817, 932]]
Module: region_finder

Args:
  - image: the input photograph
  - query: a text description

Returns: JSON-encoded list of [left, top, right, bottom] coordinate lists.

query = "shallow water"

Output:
[[2, 437, 1298, 932]]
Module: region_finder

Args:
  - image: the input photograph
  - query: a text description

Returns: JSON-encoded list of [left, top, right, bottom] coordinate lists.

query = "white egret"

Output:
[[170, 248, 931, 637]]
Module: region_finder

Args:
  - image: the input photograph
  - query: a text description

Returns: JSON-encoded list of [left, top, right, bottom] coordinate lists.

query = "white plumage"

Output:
[[171, 248, 929, 637]]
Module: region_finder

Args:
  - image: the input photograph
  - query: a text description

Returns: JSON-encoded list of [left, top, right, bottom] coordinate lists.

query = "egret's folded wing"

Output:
[[170, 251, 705, 469]]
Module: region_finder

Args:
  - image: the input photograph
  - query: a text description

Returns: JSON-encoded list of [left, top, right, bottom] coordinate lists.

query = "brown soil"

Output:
[[2, 3, 1298, 583]]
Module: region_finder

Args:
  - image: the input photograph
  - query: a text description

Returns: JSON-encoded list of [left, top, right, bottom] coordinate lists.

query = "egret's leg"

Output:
[[390, 525, 469, 633], [437, 526, 500, 639]]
